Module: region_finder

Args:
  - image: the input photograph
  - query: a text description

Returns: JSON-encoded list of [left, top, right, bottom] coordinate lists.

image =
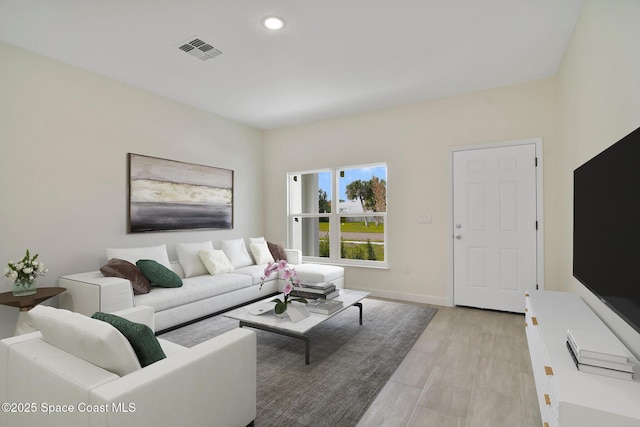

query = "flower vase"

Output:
[[273, 297, 288, 318], [286, 302, 310, 323], [13, 279, 37, 297]]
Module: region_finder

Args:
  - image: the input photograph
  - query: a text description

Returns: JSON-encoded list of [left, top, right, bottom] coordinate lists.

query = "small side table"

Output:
[[0, 287, 66, 335]]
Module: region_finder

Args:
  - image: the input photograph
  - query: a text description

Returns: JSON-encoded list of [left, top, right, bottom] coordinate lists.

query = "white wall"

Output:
[[555, 0, 640, 357], [0, 41, 264, 338], [3, 0, 638, 357], [263, 0, 640, 359], [263, 78, 558, 305]]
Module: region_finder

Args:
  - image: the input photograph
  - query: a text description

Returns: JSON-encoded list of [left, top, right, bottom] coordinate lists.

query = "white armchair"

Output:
[[0, 305, 256, 427]]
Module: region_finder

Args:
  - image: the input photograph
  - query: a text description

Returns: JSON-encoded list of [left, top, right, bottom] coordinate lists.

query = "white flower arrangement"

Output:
[[4, 249, 47, 283]]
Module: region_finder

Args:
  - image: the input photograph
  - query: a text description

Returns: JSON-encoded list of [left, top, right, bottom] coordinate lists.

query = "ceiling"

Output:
[[0, 0, 584, 130]]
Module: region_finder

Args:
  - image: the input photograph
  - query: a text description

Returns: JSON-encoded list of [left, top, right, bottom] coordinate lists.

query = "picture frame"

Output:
[[128, 153, 233, 233]]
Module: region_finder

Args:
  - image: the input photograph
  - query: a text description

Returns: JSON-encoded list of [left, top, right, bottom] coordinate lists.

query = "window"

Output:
[[288, 163, 387, 267]]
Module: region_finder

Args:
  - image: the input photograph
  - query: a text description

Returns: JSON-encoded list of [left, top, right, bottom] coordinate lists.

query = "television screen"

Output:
[[573, 126, 640, 334]]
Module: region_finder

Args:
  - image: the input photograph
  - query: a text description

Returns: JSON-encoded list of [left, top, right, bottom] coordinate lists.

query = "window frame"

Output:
[[287, 163, 388, 269]]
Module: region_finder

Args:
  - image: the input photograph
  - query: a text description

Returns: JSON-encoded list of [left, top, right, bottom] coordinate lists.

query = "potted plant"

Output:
[[260, 260, 309, 321], [4, 249, 47, 296]]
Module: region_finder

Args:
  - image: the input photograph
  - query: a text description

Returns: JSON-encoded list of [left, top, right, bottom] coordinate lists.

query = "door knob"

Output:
[[455, 223, 462, 229], [455, 234, 462, 240]]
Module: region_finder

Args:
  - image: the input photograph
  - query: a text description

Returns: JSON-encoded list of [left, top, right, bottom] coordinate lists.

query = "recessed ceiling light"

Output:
[[263, 16, 285, 30]]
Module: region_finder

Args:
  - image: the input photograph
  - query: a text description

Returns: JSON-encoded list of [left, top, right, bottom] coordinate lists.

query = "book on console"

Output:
[[567, 331, 634, 371], [306, 298, 343, 315], [566, 341, 634, 380], [567, 328, 630, 365]]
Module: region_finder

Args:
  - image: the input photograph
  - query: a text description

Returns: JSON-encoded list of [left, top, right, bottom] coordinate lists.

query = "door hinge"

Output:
[[535, 220, 538, 230], [535, 157, 538, 167], [536, 284, 539, 290]]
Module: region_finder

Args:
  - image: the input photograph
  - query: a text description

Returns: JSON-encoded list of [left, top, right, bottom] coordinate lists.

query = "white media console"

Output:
[[525, 290, 640, 427]]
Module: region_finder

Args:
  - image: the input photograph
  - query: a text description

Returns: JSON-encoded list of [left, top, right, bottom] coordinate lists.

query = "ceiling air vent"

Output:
[[178, 38, 223, 61]]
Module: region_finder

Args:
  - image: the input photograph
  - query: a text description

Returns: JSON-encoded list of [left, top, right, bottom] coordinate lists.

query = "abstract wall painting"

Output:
[[128, 154, 233, 233]]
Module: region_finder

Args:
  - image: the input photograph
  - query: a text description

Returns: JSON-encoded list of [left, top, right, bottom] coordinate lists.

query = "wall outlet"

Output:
[[418, 214, 432, 224]]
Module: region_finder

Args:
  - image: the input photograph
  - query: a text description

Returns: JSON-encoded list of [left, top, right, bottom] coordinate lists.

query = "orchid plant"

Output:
[[260, 259, 307, 314]]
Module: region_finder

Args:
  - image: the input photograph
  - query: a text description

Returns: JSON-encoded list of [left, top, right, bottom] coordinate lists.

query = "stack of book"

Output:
[[306, 298, 343, 315], [566, 329, 635, 380], [290, 282, 339, 300]]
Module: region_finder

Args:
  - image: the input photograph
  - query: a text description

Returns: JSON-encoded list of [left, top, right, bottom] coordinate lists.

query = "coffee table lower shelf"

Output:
[[238, 302, 363, 364]]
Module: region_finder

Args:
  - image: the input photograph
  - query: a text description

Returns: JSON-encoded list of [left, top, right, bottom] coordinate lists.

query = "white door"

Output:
[[452, 144, 538, 313]]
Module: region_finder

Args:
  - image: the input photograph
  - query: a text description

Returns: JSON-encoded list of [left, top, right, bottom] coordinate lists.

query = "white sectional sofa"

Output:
[[58, 240, 345, 332], [0, 305, 256, 427]]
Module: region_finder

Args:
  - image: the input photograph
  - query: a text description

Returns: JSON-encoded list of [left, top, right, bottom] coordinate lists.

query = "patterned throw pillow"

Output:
[[136, 259, 183, 288], [198, 249, 235, 275], [92, 312, 166, 367], [249, 241, 275, 265]]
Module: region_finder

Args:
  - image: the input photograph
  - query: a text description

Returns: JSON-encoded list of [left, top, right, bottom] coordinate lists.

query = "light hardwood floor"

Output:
[[357, 303, 542, 427]]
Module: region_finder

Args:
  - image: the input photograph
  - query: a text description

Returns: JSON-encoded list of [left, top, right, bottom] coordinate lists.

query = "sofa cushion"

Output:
[[235, 264, 279, 286], [107, 244, 172, 270], [294, 263, 345, 284], [220, 238, 254, 269], [92, 312, 166, 367], [176, 241, 213, 278], [100, 258, 151, 295], [199, 249, 234, 275], [134, 273, 253, 312], [249, 241, 274, 265], [137, 259, 183, 288], [267, 241, 288, 261], [29, 305, 141, 376]]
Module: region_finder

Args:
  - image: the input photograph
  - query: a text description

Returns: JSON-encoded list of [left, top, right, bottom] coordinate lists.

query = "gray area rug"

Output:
[[159, 298, 437, 427]]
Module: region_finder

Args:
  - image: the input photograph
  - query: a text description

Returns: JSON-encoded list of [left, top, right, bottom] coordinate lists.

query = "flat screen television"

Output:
[[573, 126, 640, 334]]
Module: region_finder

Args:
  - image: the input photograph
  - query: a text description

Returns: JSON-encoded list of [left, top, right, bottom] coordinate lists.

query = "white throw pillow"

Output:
[[248, 237, 267, 263], [220, 238, 254, 268], [249, 241, 274, 265], [199, 250, 235, 275], [106, 244, 172, 270], [175, 241, 213, 278], [29, 305, 140, 377]]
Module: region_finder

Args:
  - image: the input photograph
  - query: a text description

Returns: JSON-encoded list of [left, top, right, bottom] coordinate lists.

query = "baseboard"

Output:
[[355, 288, 449, 307]]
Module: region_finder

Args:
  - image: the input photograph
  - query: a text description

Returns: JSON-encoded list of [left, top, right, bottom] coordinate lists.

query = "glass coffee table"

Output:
[[224, 289, 370, 364]]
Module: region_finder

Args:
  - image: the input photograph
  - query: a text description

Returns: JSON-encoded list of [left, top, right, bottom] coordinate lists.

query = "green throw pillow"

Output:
[[136, 259, 183, 288], [91, 312, 166, 368]]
